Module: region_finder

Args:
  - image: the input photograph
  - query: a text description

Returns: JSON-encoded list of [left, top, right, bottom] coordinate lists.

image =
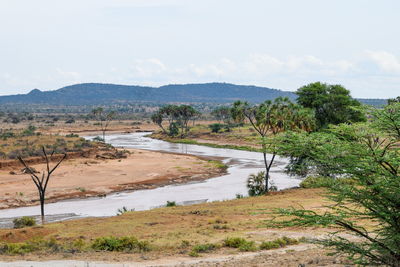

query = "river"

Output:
[[0, 132, 301, 226]]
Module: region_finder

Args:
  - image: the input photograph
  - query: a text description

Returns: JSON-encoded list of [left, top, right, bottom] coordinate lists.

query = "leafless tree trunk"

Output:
[[18, 147, 66, 225]]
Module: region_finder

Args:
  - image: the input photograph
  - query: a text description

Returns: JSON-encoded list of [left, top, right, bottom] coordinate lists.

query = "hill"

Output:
[[0, 82, 387, 106], [0, 83, 295, 105]]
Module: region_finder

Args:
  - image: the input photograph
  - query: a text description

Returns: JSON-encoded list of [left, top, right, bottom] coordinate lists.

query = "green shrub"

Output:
[[259, 237, 299, 250], [191, 243, 218, 254], [223, 237, 257, 251], [116, 206, 134, 216], [92, 136, 105, 142], [13, 216, 36, 229], [209, 123, 223, 133], [223, 237, 248, 248], [166, 201, 177, 207], [0, 243, 35, 255], [247, 171, 266, 196], [236, 193, 244, 199], [91, 236, 150, 252], [238, 241, 257, 252], [66, 133, 79, 138]]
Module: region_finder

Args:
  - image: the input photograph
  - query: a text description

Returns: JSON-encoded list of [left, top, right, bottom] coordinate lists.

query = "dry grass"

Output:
[[0, 188, 332, 260]]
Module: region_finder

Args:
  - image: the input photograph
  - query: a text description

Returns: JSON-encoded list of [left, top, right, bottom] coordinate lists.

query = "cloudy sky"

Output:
[[0, 0, 399, 98]]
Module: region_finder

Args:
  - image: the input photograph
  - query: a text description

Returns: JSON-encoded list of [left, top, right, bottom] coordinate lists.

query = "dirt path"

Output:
[[0, 245, 352, 266]]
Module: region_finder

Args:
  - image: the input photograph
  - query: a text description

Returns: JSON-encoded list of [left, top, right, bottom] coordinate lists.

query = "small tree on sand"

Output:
[[92, 107, 116, 141], [18, 147, 66, 225]]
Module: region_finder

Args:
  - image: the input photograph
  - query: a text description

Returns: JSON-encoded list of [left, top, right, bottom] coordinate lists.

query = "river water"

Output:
[[0, 132, 301, 226]]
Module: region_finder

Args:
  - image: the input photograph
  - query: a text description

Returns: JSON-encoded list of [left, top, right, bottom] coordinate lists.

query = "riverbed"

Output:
[[0, 132, 301, 226]]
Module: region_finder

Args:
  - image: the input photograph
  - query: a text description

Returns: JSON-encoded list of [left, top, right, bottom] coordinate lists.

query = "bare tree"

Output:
[[18, 147, 67, 225], [92, 107, 116, 141]]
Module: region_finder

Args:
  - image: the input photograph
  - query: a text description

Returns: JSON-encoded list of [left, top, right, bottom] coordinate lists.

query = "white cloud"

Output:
[[365, 50, 400, 73], [1, 51, 399, 98]]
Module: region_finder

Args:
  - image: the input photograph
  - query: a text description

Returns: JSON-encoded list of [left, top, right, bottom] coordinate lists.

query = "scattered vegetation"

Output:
[[91, 236, 151, 252], [259, 237, 299, 250], [13, 217, 36, 229]]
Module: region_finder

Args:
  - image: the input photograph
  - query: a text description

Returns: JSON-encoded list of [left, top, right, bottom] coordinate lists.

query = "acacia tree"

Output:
[[211, 106, 232, 124], [152, 105, 198, 137], [175, 105, 198, 137], [151, 112, 166, 134], [232, 97, 314, 193], [296, 82, 365, 129], [272, 105, 400, 266], [18, 147, 66, 225], [92, 107, 116, 141]]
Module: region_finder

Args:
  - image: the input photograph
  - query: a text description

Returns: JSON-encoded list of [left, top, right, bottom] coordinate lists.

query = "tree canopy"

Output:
[[295, 82, 365, 129], [231, 97, 315, 193], [272, 102, 400, 266]]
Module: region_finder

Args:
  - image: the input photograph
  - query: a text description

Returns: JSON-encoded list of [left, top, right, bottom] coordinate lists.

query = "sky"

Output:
[[0, 0, 399, 98]]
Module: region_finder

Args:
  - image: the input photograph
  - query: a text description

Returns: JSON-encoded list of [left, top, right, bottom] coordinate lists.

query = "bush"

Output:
[[168, 122, 179, 137], [92, 136, 105, 142], [0, 243, 34, 255], [191, 243, 218, 253], [259, 237, 299, 250], [91, 236, 150, 252], [66, 133, 79, 138], [223, 237, 257, 252], [247, 171, 266, 196], [13, 216, 36, 229], [166, 201, 177, 207], [21, 125, 37, 136], [209, 123, 223, 133], [116, 206, 134, 216]]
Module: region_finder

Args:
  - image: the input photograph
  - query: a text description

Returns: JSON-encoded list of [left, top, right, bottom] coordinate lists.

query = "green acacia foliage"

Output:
[[231, 97, 315, 193], [370, 102, 400, 139], [151, 105, 199, 137], [273, 106, 400, 266], [296, 82, 365, 129]]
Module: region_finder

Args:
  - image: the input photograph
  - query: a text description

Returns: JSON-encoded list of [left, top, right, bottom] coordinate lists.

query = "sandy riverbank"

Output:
[[0, 149, 225, 209]]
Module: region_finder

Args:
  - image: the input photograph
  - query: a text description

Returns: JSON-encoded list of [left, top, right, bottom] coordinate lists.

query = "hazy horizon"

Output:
[[1, 0, 399, 98], [0, 81, 391, 100]]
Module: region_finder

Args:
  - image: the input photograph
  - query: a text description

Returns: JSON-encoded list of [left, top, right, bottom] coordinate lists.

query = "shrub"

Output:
[[21, 125, 37, 136], [0, 243, 34, 255], [66, 133, 79, 138], [223, 237, 257, 251], [91, 236, 150, 252], [209, 123, 223, 133], [166, 201, 177, 207], [116, 206, 134, 216], [223, 237, 247, 248], [247, 171, 266, 196], [168, 122, 179, 137], [238, 241, 257, 252], [259, 237, 299, 250], [191, 243, 218, 254], [92, 136, 105, 142], [13, 216, 36, 229]]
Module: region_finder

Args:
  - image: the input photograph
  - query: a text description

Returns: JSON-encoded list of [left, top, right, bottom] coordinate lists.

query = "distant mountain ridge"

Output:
[[0, 83, 295, 105], [0, 82, 387, 106]]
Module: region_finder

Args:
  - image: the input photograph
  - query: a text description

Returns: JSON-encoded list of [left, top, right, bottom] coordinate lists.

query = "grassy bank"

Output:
[[0, 188, 330, 260], [150, 133, 262, 152]]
